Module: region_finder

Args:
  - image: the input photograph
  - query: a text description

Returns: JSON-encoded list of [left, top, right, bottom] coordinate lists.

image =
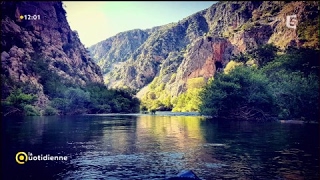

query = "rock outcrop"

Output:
[[89, 29, 149, 74], [89, 1, 319, 97], [1, 2, 104, 107]]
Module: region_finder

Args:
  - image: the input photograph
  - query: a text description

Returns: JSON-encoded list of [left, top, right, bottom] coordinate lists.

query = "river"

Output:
[[2, 113, 319, 179]]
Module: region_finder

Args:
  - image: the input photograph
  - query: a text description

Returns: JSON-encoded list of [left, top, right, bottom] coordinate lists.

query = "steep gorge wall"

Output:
[[89, 1, 319, 97], [1, 2, 104, 107]]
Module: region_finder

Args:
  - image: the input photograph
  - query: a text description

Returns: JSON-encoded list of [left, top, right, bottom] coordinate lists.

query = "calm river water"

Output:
[[2, 113, 319, 179]]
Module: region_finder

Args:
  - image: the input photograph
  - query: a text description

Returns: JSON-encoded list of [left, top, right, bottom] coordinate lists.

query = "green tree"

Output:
[[282, 47, 319, 75], [173, 88, 202, 112], [85, 83, 140, 114], [261, 47, 320, 121], [199, 65, 274, 120], [23, 105, 41, 116], [2, 88, 38, 116], [51, 98, 70, 115], [262, 47, 320, 76], [268, 70, 319, 121], [250, 44, 279, 67], [232, 52, 250, 63], [64, 87, 91, 114], [43, 106, 58, 116], [50, 87, 91, 115]]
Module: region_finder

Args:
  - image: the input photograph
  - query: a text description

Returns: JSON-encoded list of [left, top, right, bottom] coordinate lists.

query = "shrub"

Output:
[[187, 77, 206, 89], [224, 61, 244, 74], [24, 105, 40, 116], [43, 106, 58, 116]]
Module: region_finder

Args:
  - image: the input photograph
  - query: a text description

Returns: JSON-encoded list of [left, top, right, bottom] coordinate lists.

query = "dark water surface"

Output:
[[2, 114, 319, 179]]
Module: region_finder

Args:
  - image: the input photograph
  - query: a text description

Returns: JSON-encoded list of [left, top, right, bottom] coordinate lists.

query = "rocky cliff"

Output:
[[1, 2, 104, 108], [90, 1, 318, 97], [90, 29, 149, 74]]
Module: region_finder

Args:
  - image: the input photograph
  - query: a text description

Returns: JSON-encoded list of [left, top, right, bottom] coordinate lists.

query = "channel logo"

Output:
[[286, 14, 298, 29], [266, 14, 298, 30], [16, 152, 28, 165]]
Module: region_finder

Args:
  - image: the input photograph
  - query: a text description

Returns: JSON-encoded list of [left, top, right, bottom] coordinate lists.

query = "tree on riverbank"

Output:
[[1, 57, 140, 116], [199, 66, 274, 120], [199, 45, 319, 121], [1, 88, 39, 116]]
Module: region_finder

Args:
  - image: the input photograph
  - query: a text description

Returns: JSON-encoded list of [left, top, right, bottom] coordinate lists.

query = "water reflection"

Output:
[[136, 116, 205, 152], [1, 115, 319, 180], [198, 120, 320, 179], [61, 115, 208, 179]]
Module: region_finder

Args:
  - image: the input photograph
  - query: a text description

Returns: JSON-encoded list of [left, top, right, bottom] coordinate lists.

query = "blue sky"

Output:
[[63, 1, 216, 47]]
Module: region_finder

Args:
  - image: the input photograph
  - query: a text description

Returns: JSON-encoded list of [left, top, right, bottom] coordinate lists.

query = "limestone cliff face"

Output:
[[170, 37, 233, 96], [1, 2, 103, 107], [89, 1, 319, 97]]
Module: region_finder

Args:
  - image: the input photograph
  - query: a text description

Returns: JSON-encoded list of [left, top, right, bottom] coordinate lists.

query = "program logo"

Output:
[[15, 151, 68, 164], [16, 152, 28, 164], [286, 14, 298, 29]]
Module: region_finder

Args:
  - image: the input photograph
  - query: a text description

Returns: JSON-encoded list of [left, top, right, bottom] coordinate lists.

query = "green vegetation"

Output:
[[199, 66, 274, 120], [2, 88, 39, 116], [140, 44, 320, 120], [43, 106, 58, 116], [250, 44, 279, 66], [186, 77, 206, 89], [199, 45, 319, 121], [297, 19, 319, 48], [1, 55, 140, 116], [140, 76, 173, 111], [261, 47, 319, 120], [138, 44, 319, 122], [238, 22, 255, 31], [140, 75, 205, 113], [172, 88, 202, 112], [171, 77, 205, 112], [223, 60, 244, 74]]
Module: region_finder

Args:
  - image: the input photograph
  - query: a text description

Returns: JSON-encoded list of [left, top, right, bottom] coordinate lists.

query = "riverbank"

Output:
[[279, 120, 319, 124], [85, 112, 319, 123], [85, 111, 202, 117]]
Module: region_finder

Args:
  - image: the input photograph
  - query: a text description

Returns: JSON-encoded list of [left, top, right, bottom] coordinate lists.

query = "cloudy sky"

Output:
[[63, 1, 216, 47]]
